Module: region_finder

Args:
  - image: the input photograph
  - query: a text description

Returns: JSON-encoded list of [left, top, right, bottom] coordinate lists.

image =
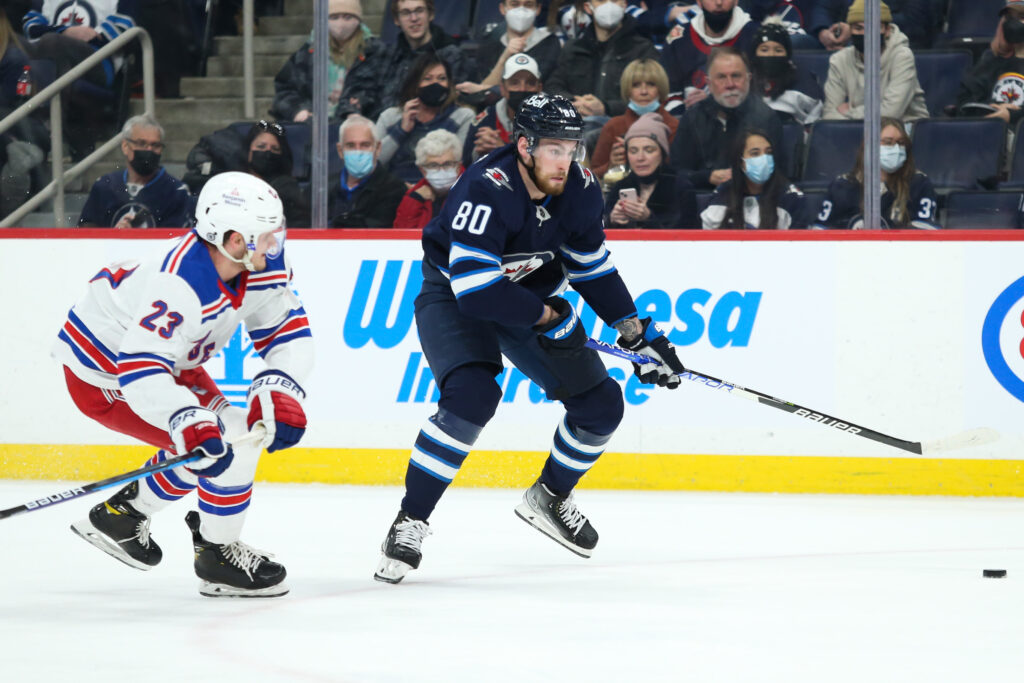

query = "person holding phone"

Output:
[[606, 112, 698, 228]]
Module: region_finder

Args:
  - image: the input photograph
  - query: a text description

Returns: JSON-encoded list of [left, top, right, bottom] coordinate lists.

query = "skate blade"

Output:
[[374, 556, 412, 584], [70, 519, 155, 571], [198, 580, 289, 598], [514, 504, 593, 559]]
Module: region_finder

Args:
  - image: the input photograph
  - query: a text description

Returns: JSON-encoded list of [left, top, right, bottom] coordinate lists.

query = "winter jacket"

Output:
[[393, 178, 450, 229], [957, 51, 1024, 126], [462, 99, 515, 167], [661, 6, 757, 98], [670, 93, 785, 189], [606, 166, 700, 229], [546, 15, 659, 117], [754, 63, 824, 125], [375, 103, 475, 184], [808, 0, 937, 50], [822, 25, 928, 122], [0, 44, 30, 107], [270, 31, 389, 123], [474, 27, 561, 83], [327, 164, 407, 228], [590, 104, 679, 178], [700, 178, 806, 229], [377, 23, 475, 114]]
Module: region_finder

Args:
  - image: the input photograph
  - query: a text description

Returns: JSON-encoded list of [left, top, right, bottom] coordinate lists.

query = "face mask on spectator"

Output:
[[418, 82, 449, 107], [591, 2, 625, 29], [329, 16, 360, 41], [703, 8, 733, 33], [129, 150, 160, 176], [250, 150, 285, 177], [506, 90, 531, 112], [424, 167, 459, 191], [1004, 18, 1024, 44], [344, 150, 374, 177], [505, 6, 536, 33], [851, 33, 886, 53], [755, 56, 790, 79], [743, 154, 774, 184], [628, 99, 660, 115], [879, 144, 906, 173]]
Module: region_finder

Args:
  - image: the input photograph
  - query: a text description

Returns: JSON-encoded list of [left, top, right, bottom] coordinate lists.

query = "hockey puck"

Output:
[[983, 569, 1007, 578]]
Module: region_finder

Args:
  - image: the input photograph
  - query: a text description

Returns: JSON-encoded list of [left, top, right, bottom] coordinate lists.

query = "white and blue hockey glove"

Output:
[[617, 317, 686, 389], [247, 370, 307, 453], [534, 296, 588, 358], [169, 407, 235, 477]]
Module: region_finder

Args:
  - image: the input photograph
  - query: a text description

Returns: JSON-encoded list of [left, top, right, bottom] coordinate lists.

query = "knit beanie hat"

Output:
[[752, 16, 792, 57], [846, 0, 891, 24], [624, 112, 671, 160], [329, 0, 362, 19]]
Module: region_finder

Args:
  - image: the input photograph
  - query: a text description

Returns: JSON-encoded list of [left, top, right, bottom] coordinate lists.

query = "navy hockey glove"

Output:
[[169, 407, 235, 478], [617, 317, 686, 389], [247, 370, 307, 453], [534, 296, 588, 357]]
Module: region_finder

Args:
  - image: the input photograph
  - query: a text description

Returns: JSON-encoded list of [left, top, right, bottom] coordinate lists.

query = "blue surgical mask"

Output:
[[627, 99, 660, 115], [879, 144, 907, 173], [344, 150, 374, 178], [743, 153, 774, 185]]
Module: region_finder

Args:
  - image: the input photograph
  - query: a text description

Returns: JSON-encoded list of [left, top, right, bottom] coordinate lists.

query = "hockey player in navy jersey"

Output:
[[55, 172, 313, 597], [374, 93, 686, 584]]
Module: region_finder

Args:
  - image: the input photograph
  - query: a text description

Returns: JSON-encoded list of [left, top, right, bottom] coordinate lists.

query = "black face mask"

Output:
[[250, 150, 285, 177], [506, 90, 531, 113], [703, 8, 732, 33], [851, 33, 887, 53], [755, 55, 790, 79], [129, 150, 160, 176], [1004, 18, 1024, 44], [418, 82, 449, 107]]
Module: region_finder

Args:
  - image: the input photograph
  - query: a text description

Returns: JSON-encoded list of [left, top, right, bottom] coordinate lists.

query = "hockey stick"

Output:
[[0, 426, 268, 521], [586, 338, 999, 456]]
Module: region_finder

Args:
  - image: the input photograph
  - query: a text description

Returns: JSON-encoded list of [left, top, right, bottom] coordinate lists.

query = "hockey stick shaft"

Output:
[[585, 338, 926, 454], [0, 426, 267, 521]]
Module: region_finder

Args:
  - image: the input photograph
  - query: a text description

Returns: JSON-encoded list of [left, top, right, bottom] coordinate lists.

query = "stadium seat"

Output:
[[800, 121, 863, 190], [911, 118, 1006, 190], [781, 122, 804, 180], [800, 190, 826, 227], [913, 50, 973, 116], [945, 191, 1023, 228], [1002, 120, 1024, 188], [379, 0, 472, 44], [792, 50, 831, 90], [943, 0, 1004, 39], [473, 1, 504, 39]]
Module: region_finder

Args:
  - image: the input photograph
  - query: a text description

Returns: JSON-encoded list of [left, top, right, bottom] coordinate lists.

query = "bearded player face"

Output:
[[517, 137, 578, 196]]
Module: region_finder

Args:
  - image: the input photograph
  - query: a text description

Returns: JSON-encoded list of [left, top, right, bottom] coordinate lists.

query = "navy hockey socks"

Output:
[[539, 417, 614, 494], [401, 410, 483, 520]]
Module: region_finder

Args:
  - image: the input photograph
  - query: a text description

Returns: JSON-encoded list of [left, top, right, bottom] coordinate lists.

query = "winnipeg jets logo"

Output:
[[501, 251, 553, 282], [535, 205, 551, 225], [581, 167, 596, 189], [484, 167, 513, 191]]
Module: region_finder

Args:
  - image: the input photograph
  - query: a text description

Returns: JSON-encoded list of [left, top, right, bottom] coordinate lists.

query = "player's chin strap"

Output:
[[213, 243, 257, 272]]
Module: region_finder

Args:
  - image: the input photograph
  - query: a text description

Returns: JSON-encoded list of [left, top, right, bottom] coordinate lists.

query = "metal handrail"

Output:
[[0, 26, 155, 228]]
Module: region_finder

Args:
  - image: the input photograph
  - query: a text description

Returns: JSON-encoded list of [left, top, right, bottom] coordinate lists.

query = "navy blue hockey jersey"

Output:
[[421, 144, 638, 329], [78, 168, 193, 228], [813, 172, 939, 229]]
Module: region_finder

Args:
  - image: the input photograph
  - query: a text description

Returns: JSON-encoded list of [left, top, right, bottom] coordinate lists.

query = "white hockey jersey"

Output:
[[23, 1, 137, 43], [52, 230, 313, 430]]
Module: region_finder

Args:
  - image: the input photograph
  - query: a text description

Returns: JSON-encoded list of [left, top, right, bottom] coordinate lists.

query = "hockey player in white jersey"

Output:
[[54, 172, 312, 598]]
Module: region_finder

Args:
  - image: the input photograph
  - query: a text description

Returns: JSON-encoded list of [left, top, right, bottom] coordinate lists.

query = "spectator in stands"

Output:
[[462, 53, 544, 167], [457, 0, 560, 97], [375, 53, 475, 184], [701, 127, 805, 229], [749, 16, 823, 125], [1, 11, 46, 217], [78, 114, 191, 228], [813, 116, 939, 229], [546, 0, 659, 121], [329, 114, 407, 228], [822, 0, 928, 122], [0, 11, 29, 106], [957, 1, 1024, 125], [660, 0, 756, 111], [242, 120, 309, 228], [271, 0, 389, 123], [811, 0, 936, 51], [606, 112, 698, 228], [735, 0, 819, 50], [591, 58, 677, 179], [394, 130, 463, 229], [670, 46, 783, 190], [378, 0, 474, 113]]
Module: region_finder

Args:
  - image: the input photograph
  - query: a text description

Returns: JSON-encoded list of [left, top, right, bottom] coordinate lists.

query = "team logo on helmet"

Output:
[[484, 167, 513, 191]]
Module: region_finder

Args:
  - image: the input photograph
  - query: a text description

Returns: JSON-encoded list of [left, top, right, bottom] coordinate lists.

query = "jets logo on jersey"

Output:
[[484, 167, 513, 191], [993, 72, 1024, 105], [502, 252, 554, 282], [580, 166, 596, 189], [55, 1, 95, 27]]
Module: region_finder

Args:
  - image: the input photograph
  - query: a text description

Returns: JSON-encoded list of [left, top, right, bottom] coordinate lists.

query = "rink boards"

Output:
[[3, 229, 1024, 496]]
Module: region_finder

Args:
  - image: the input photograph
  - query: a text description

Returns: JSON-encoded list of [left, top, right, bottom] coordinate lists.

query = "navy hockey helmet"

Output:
[[513, 93, 585, 159]]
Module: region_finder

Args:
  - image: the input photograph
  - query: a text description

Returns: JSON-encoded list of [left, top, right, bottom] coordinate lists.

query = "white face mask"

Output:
[[328, 16, 359, 41], [591, 1, 625, 29], [424, 167, 459, 191], [879, 144, 907, 173], [505, 6, 537, 33]]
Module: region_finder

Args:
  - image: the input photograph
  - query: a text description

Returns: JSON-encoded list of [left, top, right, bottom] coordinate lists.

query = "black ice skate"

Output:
[[374, 510, 432, 584], [185, 510, 288, 598], [515, 480, 598, 558], [70, 481, 162, 570]]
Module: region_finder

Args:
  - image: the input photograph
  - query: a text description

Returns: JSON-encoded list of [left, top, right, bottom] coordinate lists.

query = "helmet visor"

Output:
[[254, 225, 286, 259]]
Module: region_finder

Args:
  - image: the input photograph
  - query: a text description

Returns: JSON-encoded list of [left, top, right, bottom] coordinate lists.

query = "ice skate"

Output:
[[374, 510, 431, 584], [185, 511, 288, 598], [70, 481, 162, 570], [515, 480, 598, 558]]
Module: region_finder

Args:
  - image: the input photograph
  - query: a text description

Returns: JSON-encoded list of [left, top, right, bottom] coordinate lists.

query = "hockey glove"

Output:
[[617, 317, 686, 389], [169, 407, 235, 478], [534, 297, 588, 358], [247, 370, 307, 453]]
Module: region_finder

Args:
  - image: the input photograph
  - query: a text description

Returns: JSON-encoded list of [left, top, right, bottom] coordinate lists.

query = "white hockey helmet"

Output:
[[194, 171, 286, 271]]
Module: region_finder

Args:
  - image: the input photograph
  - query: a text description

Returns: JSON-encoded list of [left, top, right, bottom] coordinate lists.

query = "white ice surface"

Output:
[[2, 482, 1023, 683]]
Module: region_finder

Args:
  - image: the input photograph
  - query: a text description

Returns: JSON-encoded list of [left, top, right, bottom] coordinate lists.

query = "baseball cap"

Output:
[[502, 53, 541, 81]]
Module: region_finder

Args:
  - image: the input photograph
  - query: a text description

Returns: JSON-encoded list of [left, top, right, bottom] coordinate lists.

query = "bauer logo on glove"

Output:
[[616, 317, 686, 389], [247, 369, 308, 453]]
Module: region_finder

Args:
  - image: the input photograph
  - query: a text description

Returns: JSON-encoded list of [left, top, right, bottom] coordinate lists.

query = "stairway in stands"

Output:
[[21, 0, 386, 227]]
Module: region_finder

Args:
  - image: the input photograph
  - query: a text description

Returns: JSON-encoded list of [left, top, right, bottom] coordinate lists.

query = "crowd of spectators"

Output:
[[6, 0, 1024, 229]]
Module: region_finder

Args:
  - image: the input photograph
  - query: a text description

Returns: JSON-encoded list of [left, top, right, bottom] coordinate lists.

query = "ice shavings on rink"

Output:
[[2, 481, 1023, 683]]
